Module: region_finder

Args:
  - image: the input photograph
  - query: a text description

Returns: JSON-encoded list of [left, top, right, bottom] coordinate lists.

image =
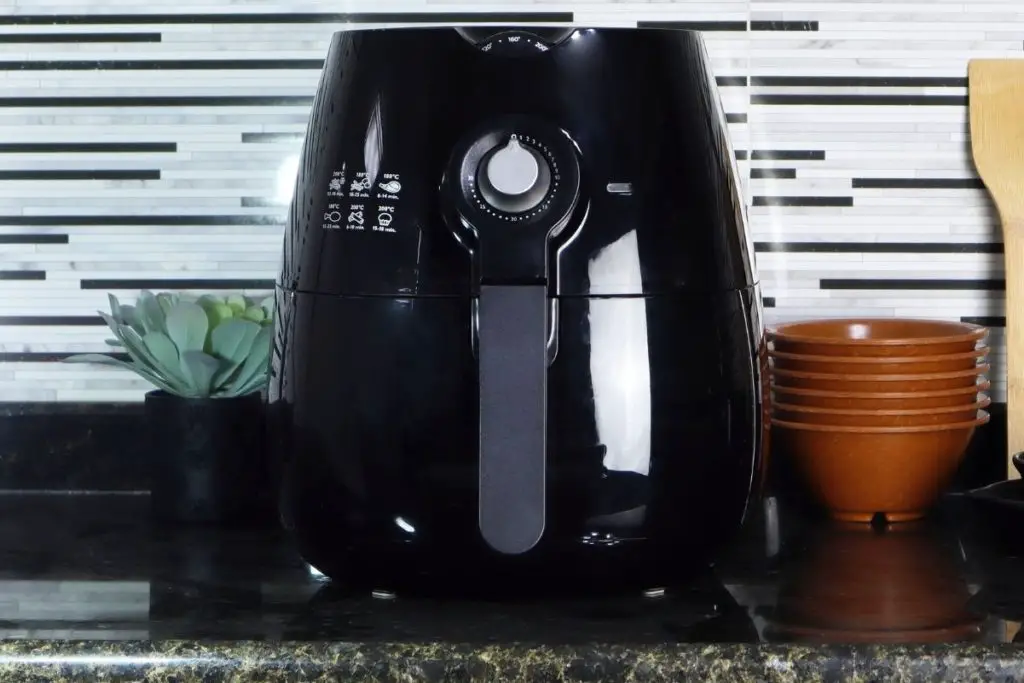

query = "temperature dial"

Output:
[[478, 137, 552, 214], [443, 115, 581, 238]]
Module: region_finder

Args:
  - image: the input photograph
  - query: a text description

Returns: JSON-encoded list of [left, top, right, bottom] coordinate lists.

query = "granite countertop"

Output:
[[1, 494, 1024, 682]]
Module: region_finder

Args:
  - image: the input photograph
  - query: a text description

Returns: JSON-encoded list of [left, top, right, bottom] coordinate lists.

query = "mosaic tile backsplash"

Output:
[[0, 0, 1021, 402]]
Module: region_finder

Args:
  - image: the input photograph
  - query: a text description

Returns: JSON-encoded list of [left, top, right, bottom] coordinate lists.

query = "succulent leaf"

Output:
[[117, 326, 190, 394], [136, 291, 165, 334], [117, 305, 146, 337], [211, 319, 261, 364], [226, 294, 247, 315], [232, 371, 268, 397], [107, 294, 122, 324], [241, 306, 266, 323], [156, 292, 178, 317], [210, 303, 234, 326], [166, 302, 208, 354], [227, 325, 271, 396], [142, 331, 183, 382], [180, 351, 220, 397]]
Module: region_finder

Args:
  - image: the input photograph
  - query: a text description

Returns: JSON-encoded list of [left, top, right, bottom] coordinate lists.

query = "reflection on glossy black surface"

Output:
[[765, 520, 983, 644], [270, 26, 763, 593], [0, 495, 1017, 645], [5, 495, 1024, 680], [286, 578, 759, 644]]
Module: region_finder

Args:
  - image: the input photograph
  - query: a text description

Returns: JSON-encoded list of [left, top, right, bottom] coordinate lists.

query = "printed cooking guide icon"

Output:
[[329, 178, 343, 192], [380, 180, 402, 194], [350, 176, 371, 192], [348, 209, 365, 225]]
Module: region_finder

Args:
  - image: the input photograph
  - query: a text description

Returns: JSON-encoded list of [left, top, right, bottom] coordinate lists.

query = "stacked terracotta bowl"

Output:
[[768, 319, 990, 524]]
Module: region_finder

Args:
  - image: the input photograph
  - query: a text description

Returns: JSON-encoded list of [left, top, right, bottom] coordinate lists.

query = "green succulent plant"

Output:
[[64, 290, 274, 399]]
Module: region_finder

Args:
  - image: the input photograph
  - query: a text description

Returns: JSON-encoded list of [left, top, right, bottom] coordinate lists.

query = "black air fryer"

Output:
[[269, 26, 766, 596]]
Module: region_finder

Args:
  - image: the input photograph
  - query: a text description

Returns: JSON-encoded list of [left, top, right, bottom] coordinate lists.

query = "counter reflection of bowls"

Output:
[[772, 365, 990, 393], [768, 319, 987, 358], [771, 523, 981, 642], [773, 398, 990, 428], [769, 347, 989, 375], [771, 381, 991, 411], [773, 413, 989, 523]]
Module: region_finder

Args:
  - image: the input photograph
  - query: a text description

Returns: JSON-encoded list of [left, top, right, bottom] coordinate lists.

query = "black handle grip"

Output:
[[477, 284, 547, 555]]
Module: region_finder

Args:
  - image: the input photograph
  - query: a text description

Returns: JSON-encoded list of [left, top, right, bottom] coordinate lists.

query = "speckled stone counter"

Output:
[[1, 494, 1024, 682]]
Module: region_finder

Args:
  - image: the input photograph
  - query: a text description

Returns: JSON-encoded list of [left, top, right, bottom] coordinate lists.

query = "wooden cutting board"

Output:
[[968, 59, 1024, 479]]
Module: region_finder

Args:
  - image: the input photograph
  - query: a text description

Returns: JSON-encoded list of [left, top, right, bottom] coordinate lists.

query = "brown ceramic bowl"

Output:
[[773, 412, 989, 524], [772, 364, 989, 393], [773, 399, 990, 428], [769, 347, 989, 375], [772, 381, 991, 410], [769, 318, 987, 358]]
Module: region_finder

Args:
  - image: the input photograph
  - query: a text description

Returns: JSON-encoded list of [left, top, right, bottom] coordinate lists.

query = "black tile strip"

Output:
[[750, 20, 819, 31], [753, 196, 853, 207], [716, 76, 748, 87], [0, 215, 282, 226], [0, 12, 573, 25], [0, 96, 313, 108], [751, 168, 797, 179], [962, 316, 1005, 327], [0, 170, 159, 180], [726, 113, 748, 124], [821, 279, 1004, 290], [734, 150, 749, 160], [752, 150, 825, 160], [852, 178, 985, 190], [0, 32, 161, 43], [80, 279, 275, 290], [762, 296, 776, 308], [756, 241, 1002, 254], [636, 21, 747, 31], [0, 316, 101, 325], [0, 271, 45, 281], [0, 234, 68, 244], [2, 59, 324, 71], [241, 132, 303, 143], [752, 94, 967, 106], [0, 142, 175, 153], [751, 76, 966, 88], [0, 352, 129, 362]]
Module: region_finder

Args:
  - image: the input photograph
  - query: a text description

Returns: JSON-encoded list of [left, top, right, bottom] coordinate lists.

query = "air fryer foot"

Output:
[[642, 587, 667, 599], [371, 589, 398, 600]]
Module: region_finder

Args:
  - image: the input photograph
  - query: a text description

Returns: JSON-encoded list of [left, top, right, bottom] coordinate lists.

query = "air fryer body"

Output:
[[270, 26, 766, 594]]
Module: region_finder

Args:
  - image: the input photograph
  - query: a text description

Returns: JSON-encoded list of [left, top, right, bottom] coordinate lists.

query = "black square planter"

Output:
[[145, 390, 276, 527]]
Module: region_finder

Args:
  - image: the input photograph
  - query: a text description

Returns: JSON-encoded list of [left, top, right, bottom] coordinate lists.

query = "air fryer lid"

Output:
[[278, 26, 755, 300], [443, 112, 583, 557]]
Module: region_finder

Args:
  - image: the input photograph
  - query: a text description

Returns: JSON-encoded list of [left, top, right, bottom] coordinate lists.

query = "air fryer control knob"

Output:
[[486, 138, 538, 195], [478, 136, 552, 214]]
